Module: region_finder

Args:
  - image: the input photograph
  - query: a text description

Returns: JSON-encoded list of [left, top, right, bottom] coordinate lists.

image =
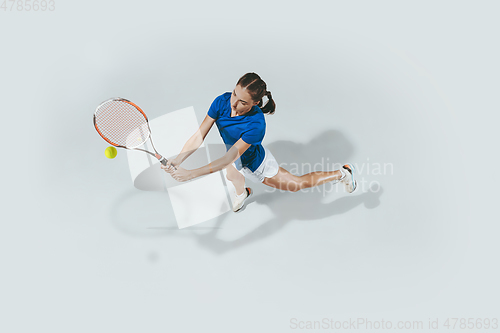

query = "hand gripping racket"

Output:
[[93, 97, 176, 170]]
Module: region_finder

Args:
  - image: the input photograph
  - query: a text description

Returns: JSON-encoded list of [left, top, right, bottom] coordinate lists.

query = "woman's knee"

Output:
[[287, 180, 308, 192], [226, 173, 242, 182], [263, 167, 305, 192], [264, 178, 305, 192], [226, 167, 243, 182]]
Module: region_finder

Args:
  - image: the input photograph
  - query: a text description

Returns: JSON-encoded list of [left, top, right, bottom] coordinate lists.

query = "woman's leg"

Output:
[[225, 163, 246, 195], [262, 166, 343, 192]]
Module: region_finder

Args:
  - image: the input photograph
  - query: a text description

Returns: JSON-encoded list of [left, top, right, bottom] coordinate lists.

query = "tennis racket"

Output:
[[93, 97, 176, 170]]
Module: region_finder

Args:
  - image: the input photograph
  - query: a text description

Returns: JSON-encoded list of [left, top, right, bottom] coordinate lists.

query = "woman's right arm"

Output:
[[167, 114, 216, 168]]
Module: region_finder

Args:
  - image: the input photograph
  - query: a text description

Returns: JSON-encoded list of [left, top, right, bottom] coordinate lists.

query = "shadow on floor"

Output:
[[109, 129, 384, 253]]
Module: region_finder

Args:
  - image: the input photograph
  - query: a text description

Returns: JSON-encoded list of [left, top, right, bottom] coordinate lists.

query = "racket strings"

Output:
[[94, 100, 150, 148]]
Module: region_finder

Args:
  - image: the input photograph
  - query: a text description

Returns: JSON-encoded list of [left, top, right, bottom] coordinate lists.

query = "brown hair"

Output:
[[236, 72, 276, 115]]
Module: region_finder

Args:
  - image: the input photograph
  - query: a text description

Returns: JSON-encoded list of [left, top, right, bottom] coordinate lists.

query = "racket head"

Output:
[[93, 98, 151, 149]]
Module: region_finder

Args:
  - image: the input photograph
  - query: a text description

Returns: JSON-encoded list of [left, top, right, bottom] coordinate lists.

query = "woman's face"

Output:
[[230, 85, 258, 116]]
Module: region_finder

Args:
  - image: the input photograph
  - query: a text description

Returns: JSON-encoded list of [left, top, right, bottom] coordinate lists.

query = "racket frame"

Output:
[[93, 97, 174, 169]]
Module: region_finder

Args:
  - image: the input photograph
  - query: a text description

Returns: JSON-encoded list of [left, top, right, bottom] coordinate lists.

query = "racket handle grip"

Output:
[[159, 157, 177, 170]]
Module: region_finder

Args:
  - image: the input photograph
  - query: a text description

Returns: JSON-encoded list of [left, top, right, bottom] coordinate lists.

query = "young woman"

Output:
[[162, 73, 357, 212]]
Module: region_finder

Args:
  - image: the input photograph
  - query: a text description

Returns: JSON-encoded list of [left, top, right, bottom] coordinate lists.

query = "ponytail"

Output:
[[236, 72, 276, 115], [259, 91, 276, 115]]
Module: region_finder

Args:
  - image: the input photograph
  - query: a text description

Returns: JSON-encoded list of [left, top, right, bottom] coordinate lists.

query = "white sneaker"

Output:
[[340, 164, 357, 193], [233, 187, 253, 212]]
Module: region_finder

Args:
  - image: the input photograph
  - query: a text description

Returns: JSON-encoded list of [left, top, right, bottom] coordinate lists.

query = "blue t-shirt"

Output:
[[207, 92, 266, 172]]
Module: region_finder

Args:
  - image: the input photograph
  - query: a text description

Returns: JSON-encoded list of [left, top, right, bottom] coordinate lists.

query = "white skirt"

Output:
[[232, 145, 280, 183]]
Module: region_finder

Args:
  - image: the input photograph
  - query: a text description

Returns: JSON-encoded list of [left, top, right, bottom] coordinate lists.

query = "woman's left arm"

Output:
[[168, 139, 251, 182]]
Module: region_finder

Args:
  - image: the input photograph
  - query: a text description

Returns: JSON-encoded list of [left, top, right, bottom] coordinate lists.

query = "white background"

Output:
[[1, 1, 498, 332]]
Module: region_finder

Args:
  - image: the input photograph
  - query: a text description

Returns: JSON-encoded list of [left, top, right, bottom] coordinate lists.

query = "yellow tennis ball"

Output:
[[105, 146, 118, 159]]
